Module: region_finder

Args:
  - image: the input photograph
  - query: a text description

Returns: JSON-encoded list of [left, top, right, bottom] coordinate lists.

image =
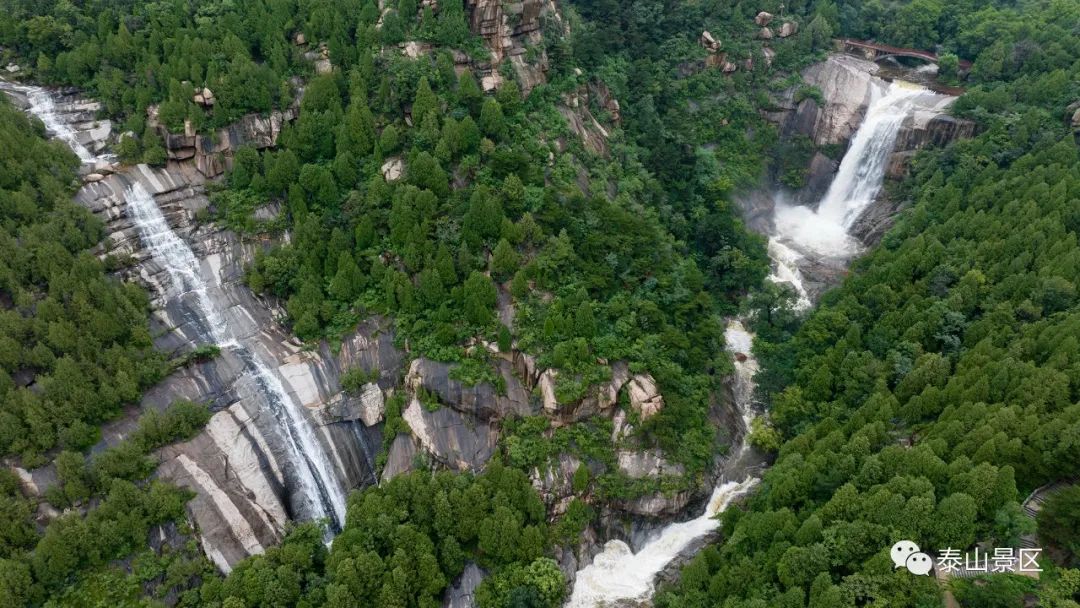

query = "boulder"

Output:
[[481, 72, 503, 92], [82, 173, 106, 183], [763, 47, 776, 68], [402, 40, 432, 59], [755, 11, 774, 26], [294, 32, 306, 46], [355, 383, 385, 426], [403, 357, 533, 420], [627, 374, 664, 420], [700, 30, 720, 52], [381, 157, 404, 182], [778, 21, 798, 38], [539, 369, 559, 414], [758, 27, 773, 40], [402, 398, 498, 471]]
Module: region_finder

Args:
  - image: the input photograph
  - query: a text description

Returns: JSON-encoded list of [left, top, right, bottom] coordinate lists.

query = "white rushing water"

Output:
[[25, 87, 94, 162], [566, 320, 762, 608], [768, 80, 928, 302], [567, 79, 934, 608], [14, 84, 96, 161], [124, 181, 348, 530]]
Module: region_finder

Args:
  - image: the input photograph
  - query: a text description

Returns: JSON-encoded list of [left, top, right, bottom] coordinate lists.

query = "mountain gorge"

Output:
[[0, 0, 1078, 607]]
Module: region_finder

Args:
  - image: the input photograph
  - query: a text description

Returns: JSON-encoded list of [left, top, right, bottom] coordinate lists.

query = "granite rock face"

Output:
[[73, 164, 397, 572], [464, 0, 561, 94], [153, 107, 298, 178], [748, 53, 977, 225], [7, 79, 738, 579]]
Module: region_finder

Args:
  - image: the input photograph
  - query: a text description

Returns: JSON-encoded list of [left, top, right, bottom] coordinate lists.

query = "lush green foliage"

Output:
[[189, 466, 563, 608], [0, 98, 165, 464], [658, 1, 1080, 606], [1039, 487, 1080, 568], [1, 400, 211, 606]]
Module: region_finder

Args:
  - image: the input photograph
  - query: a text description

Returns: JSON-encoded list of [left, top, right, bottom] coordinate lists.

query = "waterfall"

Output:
[[565, 321, 762, 607], [566, 79, 934, 608], [768, 80, 928, 299], [27, 87, 94, 161], [816, 82, 924, 230], [0, 82, 95, 162], [124, 181, 349, 531]]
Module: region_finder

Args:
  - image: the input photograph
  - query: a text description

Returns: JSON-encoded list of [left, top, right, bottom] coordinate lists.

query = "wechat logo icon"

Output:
[[891, 540, 933, 576]]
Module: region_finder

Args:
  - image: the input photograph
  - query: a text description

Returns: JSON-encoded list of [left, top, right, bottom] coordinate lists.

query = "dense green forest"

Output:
[[1, 0, 805, 474], [0, 0, 807, 604], [1, 0, 1078, 606], [656, 1, 1080, 607]]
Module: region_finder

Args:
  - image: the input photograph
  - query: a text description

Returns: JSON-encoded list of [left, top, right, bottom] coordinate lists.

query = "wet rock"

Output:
[[617, 490, 694, 518], [444, 563, 487, 608], [73, 164, 389, 572]]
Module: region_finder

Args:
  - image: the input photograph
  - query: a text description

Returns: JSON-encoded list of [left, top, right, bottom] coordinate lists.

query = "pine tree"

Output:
[[479, 98, 507, 141], [463, 271, 497, 327], [329, 252, 365, 303], [412, 76, 438, 126], [490, 238, 520, 281], [458, 69, 483, 116]]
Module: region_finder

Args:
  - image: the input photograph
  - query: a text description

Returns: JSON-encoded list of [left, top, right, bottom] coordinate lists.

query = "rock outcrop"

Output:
[[444, 563, 487, 608], [464, 0, 561, 94], [153, 107, 298, 178]]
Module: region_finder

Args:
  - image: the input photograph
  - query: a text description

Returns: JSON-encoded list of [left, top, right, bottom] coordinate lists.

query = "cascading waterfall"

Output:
[[28, 87, 94, 161], [0, 82, 96, 162], [767, 80, 928, 301], [565, 321, 763, 608], [566, 79, 934, 608], [124, 181, 349, 531]]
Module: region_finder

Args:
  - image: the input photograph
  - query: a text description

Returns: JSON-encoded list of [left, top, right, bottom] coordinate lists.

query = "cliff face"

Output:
[[73, 165, 399, 572], [4, 67, 714, 578], [464, 0, 560, 93], [61, 154, 711, 572], [751, 53, 977, 230]]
